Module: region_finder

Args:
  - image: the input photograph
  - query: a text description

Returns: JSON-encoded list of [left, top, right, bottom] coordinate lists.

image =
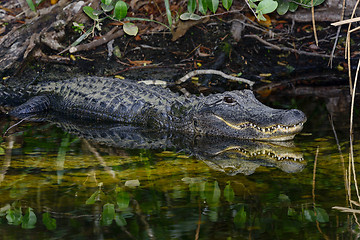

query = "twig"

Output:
[[0, 132, 14, 184], [201, 9, 244, 19], [244, 34, 281, 50], [350, 26, 360, 33], [288, 0, 315, 7], [244, 34, 332, 58], [311, 0, 318, 46], [312, 146, 330, 240], [131, 199, 155, 240], [69, 27, 124, 53], [328, 0, 346, 67], [350, 58, 360, 203], [331, 16, 360, 26], [333, 206, 360, 214], [244, 0, 257, 19], [350, 58, 360, 138], [3, 116, 32, 137], [195, 199, 202, 240], [82, 139, 116, 179], [110, 64, 184, 76], [176, 69, 255, 87], [329, 115, 348, 199], [329, 26, 342, 68], [345, 0, 360, 93], [312, 146, 319, 204]]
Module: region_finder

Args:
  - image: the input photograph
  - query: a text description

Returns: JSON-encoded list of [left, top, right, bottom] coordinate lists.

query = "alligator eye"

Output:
[[223, 96, 235, 104]]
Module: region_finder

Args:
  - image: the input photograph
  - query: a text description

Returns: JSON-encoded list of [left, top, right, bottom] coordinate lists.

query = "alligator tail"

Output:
[[9, 95, 51, 117]]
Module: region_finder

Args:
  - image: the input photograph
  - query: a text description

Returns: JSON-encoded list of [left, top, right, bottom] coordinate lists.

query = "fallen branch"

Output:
[[68, 27, 124, 53], [176, 69, 255, 87]]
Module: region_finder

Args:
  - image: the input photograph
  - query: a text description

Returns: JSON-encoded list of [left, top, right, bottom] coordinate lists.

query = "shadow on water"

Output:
[[0, 78, 359, 239]]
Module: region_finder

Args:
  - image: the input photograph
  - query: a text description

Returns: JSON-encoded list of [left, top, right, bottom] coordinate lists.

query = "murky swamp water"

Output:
[[0, 81, 359, 239]]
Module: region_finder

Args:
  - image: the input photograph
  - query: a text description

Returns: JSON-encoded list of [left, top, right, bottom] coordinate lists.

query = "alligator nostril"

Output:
[[286, 109, 307, 123]]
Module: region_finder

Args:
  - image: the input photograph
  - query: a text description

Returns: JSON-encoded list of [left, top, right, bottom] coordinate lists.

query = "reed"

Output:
[[331, 0, 360, 232]]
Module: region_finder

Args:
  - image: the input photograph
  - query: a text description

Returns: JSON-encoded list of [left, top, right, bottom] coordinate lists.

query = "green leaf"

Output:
[[288, 2, 298, 12], [278, 193, 291, 203], [314, 207, 329, 223], [6, 208, 22, 226], [92, 9, 103, 16], [0, 147, 4, 155], [164, 0, 172, 27], [224, 182, 235, 202], [71, 27, 93, 47], [101, 0, 112, 5], [26, 0, 36, 12], [114, 1, 128, 20], [276, 0, 289, 15], [208, 208, 218, 222], [125, 17, 171, 30], [101, 203, 115, 226], [22, 208, 37, 229], [115, 213, 127, 226], [248, 0, 257, 8], [304, 209, 316, 222], [83, 6, 98, 20], [298, 0, 325, 8], [257, 11, 266, 21], [116, 191, 130, 210], [0, 204, 11, 215], [180, 13, 202, 21], [287, 207, 297, 217], [313, 0, 325, 6], [188, 0, 197, 13], [101, 3, 114, 12], [198, 0, 207, 14], [207, 0, 219, 13], [42, 212, 57, 230], [256, 0, 278, 14], [123, 22, 138, 36], [222, 0, 233, 11], [35, 0, 46, 6], [234, 205, 246, 228], [85, 190, 102, 205], [189, 182, 200, 197], [205, 181, 221, 205]]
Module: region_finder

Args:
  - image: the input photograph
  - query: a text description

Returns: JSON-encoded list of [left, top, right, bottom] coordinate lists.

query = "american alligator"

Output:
[[0, 76, 306, 141]]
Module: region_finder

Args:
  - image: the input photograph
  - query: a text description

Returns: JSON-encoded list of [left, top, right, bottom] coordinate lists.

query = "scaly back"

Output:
[[31, 76, 190, 126]]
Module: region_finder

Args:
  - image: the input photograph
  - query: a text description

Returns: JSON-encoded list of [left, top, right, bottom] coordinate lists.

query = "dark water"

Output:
[[0, 88, 359, 240]]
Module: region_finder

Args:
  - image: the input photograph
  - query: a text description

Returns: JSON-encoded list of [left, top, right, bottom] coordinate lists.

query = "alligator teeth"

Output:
[[216, 146, 304, 162], [214, 115, 304, 134]]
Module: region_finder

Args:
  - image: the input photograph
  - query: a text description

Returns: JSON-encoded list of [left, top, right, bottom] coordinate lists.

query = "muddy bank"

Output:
[[0, 0, 355, 95]]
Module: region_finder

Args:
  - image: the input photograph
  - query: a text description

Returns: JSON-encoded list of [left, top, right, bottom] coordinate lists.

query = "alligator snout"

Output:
[[283, 109, 307, 125]]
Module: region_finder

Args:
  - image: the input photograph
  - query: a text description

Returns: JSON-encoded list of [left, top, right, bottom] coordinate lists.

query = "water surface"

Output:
[[0, 90, 359, 240]]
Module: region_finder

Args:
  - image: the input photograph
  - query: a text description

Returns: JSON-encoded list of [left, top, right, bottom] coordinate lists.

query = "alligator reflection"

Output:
[[48, 117, 306, 175]]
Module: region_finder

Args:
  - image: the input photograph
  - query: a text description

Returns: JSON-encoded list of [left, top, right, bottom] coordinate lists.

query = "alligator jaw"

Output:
[[214, 145, 304, 162], [214, 115, 305, 141]]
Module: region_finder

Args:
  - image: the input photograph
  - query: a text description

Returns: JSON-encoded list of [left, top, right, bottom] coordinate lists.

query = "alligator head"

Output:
[[192, 90, 306, 141]]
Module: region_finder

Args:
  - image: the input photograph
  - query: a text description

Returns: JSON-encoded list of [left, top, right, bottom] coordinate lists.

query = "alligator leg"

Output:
[[9, 95, 51, 118]]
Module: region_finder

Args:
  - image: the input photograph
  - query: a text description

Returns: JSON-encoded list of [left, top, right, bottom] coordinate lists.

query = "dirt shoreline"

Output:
[[0, 0, 354, 93]]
